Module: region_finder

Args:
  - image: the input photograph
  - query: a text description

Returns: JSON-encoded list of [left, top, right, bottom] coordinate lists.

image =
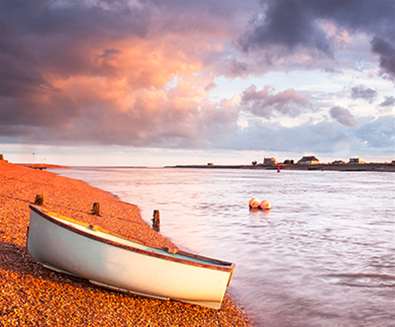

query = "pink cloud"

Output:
[[241, 85, 310, 118]]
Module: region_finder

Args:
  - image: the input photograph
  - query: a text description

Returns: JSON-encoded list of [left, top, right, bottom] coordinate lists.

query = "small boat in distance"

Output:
[[27, 205, 235, 309]]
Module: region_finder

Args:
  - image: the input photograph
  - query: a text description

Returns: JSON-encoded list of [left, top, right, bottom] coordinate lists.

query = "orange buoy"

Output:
[[249, 198, 260, 209], [260, 200, 272, 210]]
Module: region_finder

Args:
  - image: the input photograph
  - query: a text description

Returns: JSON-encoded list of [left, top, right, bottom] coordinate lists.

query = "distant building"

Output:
[[348, 158, 364, 164], [263, 157, 277, 166], [283, 159, 294, 165], [332, 160, 346, 165], [297, 156, 319, 165]]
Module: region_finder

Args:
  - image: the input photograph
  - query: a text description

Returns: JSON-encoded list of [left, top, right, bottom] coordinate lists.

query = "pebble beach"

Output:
[[0, 161, 250, 326]]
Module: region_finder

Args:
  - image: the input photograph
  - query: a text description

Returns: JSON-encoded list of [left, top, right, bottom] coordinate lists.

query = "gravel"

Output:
[[0, 161, 250, 326]]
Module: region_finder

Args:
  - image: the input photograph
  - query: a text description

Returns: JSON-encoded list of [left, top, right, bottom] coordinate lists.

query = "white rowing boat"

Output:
[[26, 205, 234, 309]]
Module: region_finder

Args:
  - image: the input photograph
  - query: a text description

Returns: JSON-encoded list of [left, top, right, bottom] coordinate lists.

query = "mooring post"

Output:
[[90, 202, 100, 216], [34, 194, 44, 205], [152, 210, 160, 232]]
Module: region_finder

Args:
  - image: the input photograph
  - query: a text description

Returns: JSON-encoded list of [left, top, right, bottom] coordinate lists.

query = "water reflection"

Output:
[[55, 168, 395, 327]]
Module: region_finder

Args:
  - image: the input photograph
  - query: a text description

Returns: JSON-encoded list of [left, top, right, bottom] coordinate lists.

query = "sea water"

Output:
[[54, 168, 395, 327]]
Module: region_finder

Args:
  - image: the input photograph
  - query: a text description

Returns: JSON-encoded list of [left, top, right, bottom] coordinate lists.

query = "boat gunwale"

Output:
[[29, 205, 234, 272]]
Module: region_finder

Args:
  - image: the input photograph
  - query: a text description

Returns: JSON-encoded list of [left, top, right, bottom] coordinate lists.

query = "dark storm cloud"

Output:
[[240, 0, 332, 53], [329, 106, 356, 127], [380, 96, 395, 107], [241, 0, 395, 52], [240, 0, 395, 76], [0, 0, 149, 39], [0, 21, 50, 96], [0, 92, 78, 127], [351, 85, 377, 103], [0, 0, 150, 96], [371, 37, 395, 79]]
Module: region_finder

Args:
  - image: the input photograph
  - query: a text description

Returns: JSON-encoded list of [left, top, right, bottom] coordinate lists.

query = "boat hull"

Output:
[[27, 206, 234, 309]]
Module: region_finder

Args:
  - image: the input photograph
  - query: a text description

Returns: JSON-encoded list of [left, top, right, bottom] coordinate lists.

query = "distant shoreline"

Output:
[[166, 163, 395, 172], [12, 162, 395, 172], [16, 163, 67, 170]]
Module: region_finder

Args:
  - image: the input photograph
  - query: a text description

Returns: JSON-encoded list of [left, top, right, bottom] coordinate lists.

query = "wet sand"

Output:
[[0, 161, 250, 326]]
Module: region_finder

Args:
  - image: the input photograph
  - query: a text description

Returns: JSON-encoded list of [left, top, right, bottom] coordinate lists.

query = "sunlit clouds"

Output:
[[0, 0, 394, 163]]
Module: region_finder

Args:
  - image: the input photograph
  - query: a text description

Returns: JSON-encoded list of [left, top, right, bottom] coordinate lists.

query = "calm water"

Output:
[[55, 168, 395, 327]]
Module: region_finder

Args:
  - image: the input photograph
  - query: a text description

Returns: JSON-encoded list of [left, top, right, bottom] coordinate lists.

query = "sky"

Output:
[[0, 0, 394, 166]]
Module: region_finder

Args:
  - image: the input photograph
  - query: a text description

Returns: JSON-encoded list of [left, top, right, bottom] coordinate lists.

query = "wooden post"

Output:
[[152, 210, 160, 232], [34, 194, 44, 205], [90, 202, 100, 216]]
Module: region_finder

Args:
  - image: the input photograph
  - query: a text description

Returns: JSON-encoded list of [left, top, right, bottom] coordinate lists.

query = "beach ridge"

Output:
[[0, 161, 250, 326]]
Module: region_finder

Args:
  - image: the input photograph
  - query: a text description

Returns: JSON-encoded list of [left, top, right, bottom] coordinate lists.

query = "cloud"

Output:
[[380, 96, 395, 107], [0, 73, 241, 147], [0, 0, 150, 96], [371, 37, 395, 79], [224, 59, 250, 78], [351, 85, 377, 103], [241, 0, 395, 51], [329, 106, 357, 127], [239, 0, 395, 76], [0, 0, 393, 159], [355, 116, 395, 149], [0, 0, 245, 147], [218, 119, 353, 153], [216, 115, 395, 155], [241, 85, 310, 118], [240, 0, 332, 54]]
